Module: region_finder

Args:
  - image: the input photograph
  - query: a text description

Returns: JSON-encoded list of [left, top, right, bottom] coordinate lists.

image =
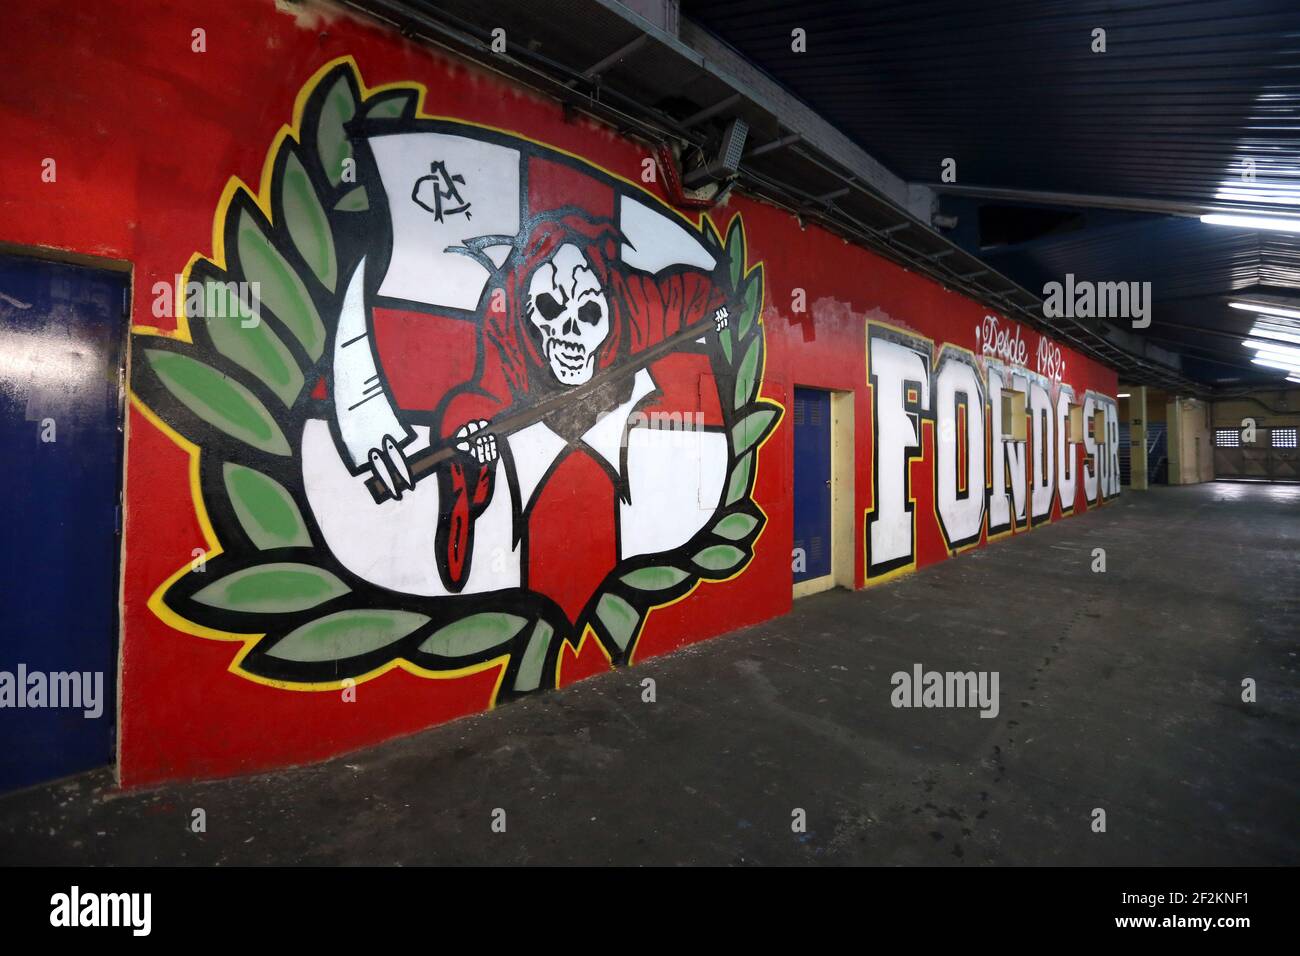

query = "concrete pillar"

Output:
[[1129, 386, 1149, 490], [1166, 397, 1183, 484]]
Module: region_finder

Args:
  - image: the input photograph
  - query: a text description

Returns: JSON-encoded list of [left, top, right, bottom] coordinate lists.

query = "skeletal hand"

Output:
[[714, 306, 730, 333], [455, 419, 498, 465], [368, 434, 412, 500]]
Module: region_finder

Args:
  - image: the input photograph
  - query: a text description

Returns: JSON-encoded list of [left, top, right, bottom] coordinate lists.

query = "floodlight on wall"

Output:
[[682, 118, 749, 187], [1201, 213, 1300, 233], [718, 118, 749, 175]]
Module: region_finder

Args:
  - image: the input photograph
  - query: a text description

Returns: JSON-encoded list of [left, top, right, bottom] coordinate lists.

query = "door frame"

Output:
[[1, 243, 132, 787], [793, 387, 855, 598]]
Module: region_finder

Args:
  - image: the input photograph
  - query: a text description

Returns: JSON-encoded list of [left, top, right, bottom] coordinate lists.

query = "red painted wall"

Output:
[[0, 0, 1117, 787]]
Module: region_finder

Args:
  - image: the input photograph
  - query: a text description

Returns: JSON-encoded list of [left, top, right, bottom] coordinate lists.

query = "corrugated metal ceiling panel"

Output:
[[682, 0, 1300, 209], [683, 0, 1300, 386]]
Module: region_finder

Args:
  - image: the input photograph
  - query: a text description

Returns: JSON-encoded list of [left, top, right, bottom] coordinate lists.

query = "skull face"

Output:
[[526, 243, 610, 386]]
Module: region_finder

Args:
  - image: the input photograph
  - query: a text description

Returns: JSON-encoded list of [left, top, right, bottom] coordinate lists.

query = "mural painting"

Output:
[[865, 319, 1119, 583], [0, 3, 1124, 787], [131, 59, 781, 697]]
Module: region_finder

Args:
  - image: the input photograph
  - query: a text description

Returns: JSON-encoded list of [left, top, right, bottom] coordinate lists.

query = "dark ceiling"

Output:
[[680, 0, 1300, 387]]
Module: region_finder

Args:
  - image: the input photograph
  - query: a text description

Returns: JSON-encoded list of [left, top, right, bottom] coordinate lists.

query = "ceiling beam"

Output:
[[581, 33, 649, 80]]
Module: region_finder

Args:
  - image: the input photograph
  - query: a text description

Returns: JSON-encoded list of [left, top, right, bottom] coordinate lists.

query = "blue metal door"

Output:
[[0, 253, 126, 792], [793, 387, 832, 583]]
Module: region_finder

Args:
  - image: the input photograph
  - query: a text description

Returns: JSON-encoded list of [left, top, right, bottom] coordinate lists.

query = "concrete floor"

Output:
[[2, 482, 1297, 865]]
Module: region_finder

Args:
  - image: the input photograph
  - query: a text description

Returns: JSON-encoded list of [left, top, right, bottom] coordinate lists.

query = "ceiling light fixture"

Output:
[[1229, 301, 1300, 322], [1213, 188, 1300, 206], [1202, 213, 1300, 233], [1255, 319, 1300, 333], [1249, 326, 1300, 347], [1253, 356, 1300, 374], [1243, 339, 1300, 359]]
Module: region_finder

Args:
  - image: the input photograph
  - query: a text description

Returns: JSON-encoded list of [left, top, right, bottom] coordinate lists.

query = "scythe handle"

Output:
[[363, 312, 726, 502]]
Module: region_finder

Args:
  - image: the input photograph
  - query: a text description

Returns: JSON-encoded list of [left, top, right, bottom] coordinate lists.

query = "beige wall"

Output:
[[1212, 387, 1300, 431], [1145, 388, 1170, 424]]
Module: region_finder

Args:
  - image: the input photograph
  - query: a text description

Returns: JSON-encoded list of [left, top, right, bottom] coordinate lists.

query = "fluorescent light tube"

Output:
[[1229, 301, 1300, 321], [1252, 356, 1300, 373], [1202, 213, 1300, 233], [1249, 326, 1300, 346], [1243, 339, 1300, 359]]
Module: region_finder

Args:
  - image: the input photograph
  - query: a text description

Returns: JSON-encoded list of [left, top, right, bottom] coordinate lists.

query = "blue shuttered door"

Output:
[[0, 254, 126, 791], [793, 387, 832, 583]]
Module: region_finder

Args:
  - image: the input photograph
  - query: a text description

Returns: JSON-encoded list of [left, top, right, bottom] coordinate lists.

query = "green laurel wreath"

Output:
[[132, 61, 779, 695]]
